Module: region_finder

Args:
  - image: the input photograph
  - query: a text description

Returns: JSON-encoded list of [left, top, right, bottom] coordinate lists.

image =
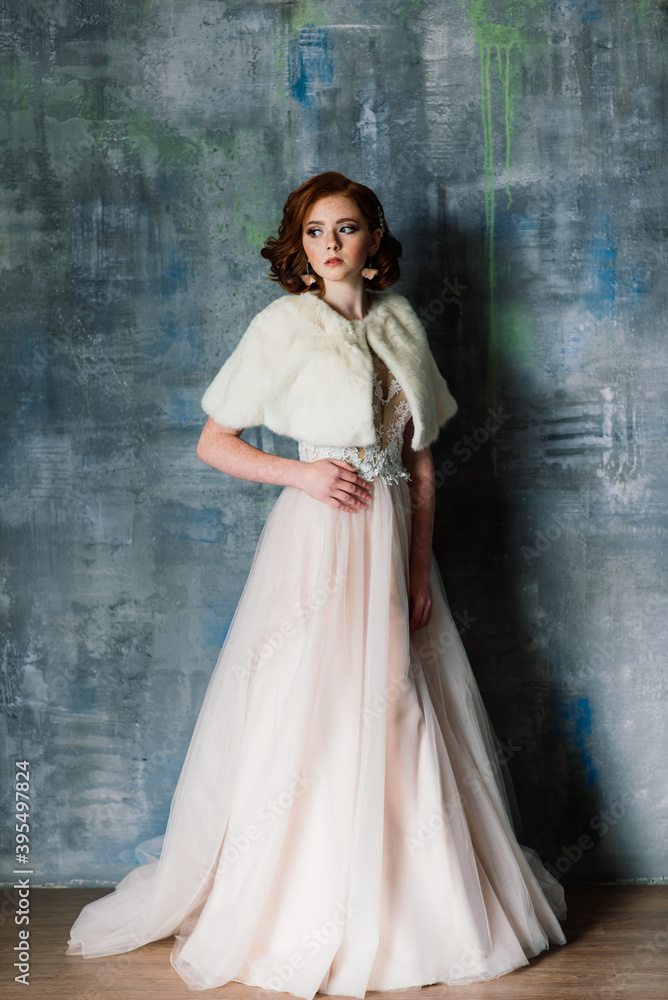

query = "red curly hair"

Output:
[[261, 171, 402, 295]]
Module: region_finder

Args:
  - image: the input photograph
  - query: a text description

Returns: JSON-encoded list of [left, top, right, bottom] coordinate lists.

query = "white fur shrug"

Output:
[[201, 290, 458, 451]]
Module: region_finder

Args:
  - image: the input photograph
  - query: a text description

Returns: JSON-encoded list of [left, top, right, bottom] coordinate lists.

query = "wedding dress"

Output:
[[67, 344, 566, 997]]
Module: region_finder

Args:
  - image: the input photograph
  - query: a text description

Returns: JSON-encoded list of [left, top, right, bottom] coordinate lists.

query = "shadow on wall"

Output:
[[401, 210, 599, 886]]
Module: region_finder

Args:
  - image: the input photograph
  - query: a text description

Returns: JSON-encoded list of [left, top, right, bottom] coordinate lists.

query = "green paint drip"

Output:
[[479, 44, 497, 475], [498, 45, 514, 209], [464, 0, 545, 477]]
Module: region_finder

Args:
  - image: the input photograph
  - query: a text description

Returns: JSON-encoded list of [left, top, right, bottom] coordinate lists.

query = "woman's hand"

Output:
[[297, 458, 373, 513], [408, 565, 433, 631]]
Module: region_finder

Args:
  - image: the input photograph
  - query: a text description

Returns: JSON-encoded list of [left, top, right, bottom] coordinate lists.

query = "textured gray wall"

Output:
[[1, 0, 667, 887]]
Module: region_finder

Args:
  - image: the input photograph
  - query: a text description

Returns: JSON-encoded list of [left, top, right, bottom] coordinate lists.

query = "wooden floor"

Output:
[[0, 886, 666, 999]]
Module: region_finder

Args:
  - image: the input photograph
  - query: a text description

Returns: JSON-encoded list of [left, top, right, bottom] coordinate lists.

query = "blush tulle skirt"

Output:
[[66, 477, 566, 997]]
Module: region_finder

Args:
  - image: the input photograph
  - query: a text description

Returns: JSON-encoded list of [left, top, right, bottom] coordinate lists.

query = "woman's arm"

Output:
[[197, 417, 303, 487], [401, 418, 435, 631], [196, 417, 373, 513]]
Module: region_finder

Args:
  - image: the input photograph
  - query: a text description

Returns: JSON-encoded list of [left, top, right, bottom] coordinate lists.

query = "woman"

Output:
[[67, 171, 566, 997]]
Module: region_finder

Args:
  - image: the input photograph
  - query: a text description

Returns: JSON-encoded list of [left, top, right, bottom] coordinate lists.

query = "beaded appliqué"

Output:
[[298, 363, 413, 485]]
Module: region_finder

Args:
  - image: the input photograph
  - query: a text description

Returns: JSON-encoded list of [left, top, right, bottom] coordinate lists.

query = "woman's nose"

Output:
[[326, 232, 340, 250]]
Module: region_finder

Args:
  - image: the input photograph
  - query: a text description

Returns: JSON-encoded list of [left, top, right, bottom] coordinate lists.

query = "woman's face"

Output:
[[302, 194, 382, 285]]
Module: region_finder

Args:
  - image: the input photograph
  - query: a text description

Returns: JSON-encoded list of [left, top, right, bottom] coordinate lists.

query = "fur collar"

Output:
[[201, 290, 458, 451]]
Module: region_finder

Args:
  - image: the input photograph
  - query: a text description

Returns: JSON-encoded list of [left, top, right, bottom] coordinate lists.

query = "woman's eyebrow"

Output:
[[304, 217, 359, 225]]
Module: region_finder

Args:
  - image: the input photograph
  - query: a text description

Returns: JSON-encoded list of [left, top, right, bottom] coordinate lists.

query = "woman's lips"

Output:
[[325, 258, 343, 265]]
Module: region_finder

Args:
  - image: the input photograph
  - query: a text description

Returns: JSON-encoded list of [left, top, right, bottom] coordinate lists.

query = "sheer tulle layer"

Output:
[[67, 478, 566, 998]]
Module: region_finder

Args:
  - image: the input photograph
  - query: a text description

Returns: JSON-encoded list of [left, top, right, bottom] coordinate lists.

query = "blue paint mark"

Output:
[[561, 696, 599, 785], [160, 245, 189, 297], [157, 393, 202, 428], [497, 212, 551, 248], [508, 213, 542, 237], [158, 505, 226, 545], [569, 0, 603, 22], [584, 213, 617, 320], [560, 325, 583, 357], [203, 618, 232, 649], [288, 25, 334, 109]]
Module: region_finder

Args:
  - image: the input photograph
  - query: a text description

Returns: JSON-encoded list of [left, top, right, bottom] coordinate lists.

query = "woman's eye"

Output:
[[305, 225, 357, 237]]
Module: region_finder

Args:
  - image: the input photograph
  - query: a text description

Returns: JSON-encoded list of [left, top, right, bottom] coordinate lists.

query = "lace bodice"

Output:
[[298, 346, 412, 484]]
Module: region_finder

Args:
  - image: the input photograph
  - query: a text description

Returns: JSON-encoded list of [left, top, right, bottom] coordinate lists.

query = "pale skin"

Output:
[[197, 193, 435, 631]]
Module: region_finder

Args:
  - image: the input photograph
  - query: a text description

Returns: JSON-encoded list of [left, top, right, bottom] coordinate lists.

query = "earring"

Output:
[[300, 261, 316, 286], [361, 256, 379, 280]]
